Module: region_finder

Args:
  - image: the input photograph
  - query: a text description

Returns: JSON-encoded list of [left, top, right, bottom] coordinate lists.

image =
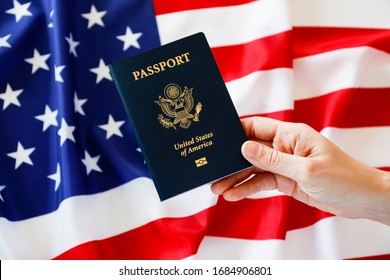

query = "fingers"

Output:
[[211, 166, 256, 195], [241, 117, 282, 141], [221, 172, 279, 201], [241, 141, 306, 182]]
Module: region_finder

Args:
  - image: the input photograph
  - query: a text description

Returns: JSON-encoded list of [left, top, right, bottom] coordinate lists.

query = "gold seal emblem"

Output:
[[155, 83, 202, 129]]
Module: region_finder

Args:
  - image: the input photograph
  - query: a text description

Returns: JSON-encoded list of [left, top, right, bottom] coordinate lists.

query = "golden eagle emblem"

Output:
[[155, 83, 202, 129]]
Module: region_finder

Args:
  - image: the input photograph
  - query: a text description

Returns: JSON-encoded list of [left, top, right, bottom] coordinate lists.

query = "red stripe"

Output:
[[212, 31, 292, 82], [54, 208, 211, 260], [207, 196, 333, 240], [153, 0, 256, 15], [54, 196, 333, 259], [243, 87, 390, 130], [293, 27, 390, 58], [293, 88, 390, 131]]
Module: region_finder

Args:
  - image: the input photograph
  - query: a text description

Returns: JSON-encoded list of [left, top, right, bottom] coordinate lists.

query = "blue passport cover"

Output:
[[109, 32, 251, 200]]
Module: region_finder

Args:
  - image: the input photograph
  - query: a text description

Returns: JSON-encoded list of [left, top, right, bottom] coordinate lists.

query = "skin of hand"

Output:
[[211, 117, 390, 226]]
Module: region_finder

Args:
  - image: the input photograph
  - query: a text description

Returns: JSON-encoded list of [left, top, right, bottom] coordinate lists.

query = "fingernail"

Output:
[[242, 142, 260, 159]]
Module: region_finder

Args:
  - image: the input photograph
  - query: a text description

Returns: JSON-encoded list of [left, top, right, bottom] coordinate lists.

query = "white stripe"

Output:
[[294, 46, 390, 100], [291, 0, 390, 29], [284, 216, 390, 259], [227, 68, 294, 116], [156, 0, 291, 47], [0, 178, 217, 259], [191, 236, 285, 259], [321, 126, 390, 168], [191, 217, 390, 259]]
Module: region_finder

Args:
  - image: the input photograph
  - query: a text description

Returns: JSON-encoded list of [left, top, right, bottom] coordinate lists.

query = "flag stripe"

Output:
[[206, 196, 333, 240], [192, 237, 285, 259], [54, 196, 333, 260], [156, 0, 291, 46], [193, 217, 390, 259], [0, 179, 217, 259], [226, 69, 294, 116], [283, 217, 390, 259], [293, 88, 390, 131], [153, 0, 257, 15], [54, 208, 211, 260], [291, 0, 390, 29], [294, 46, 390, 100], [293, 27, 390, 58], [212, 31, 292, 83], [320, 126, 390, 168]]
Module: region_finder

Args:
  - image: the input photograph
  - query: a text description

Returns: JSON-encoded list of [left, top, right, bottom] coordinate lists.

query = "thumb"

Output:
[[241, 141, 304, 181]]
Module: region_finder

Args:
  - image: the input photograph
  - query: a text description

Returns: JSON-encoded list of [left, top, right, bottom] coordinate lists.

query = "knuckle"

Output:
[[262, 147, 282, 169]]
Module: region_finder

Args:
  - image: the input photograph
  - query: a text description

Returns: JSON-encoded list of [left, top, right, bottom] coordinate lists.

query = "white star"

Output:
[[48, 163, 61, 191], [0, 185, 5, 203], [99, 114, 125, 139], [0, 83, 23, 110], [58, 118, 75, 146], [7, 142, 35, 170], [54, 65, 66, 82], [0, 34, 12, 48], [81, 5, 106, 29], [74, 92, 87, 116], [6, 0, 32, 23], [117, 26, 142, 51], [65, 33, 80, 57], [90, 58, 112, 84], [81, 150, 102, 175], [24, 49, 51, 74], [35, 105, 58, 131]]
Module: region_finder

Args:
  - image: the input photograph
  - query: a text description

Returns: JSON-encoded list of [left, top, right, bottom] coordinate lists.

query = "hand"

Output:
[[211, 117, 390, 225]]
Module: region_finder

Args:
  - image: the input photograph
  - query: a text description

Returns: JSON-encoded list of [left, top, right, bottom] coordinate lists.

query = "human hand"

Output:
[[211, 117, 390, 225]]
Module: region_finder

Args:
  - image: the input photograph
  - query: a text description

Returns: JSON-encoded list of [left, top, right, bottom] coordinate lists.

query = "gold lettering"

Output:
[[174, 55, 184, 65], [166, 58, 176, 68], [132, 71, 140, 81], [153, 63, 161, 74], [158, 61, 167, 71], [140, 69, 148, 79], [131, 52, 191, 81], [147, 65, 154, 75], [182, 52, 190, 62]]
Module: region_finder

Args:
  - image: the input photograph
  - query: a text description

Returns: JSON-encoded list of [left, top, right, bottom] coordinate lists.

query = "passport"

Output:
[[109, 32, 251, 200]]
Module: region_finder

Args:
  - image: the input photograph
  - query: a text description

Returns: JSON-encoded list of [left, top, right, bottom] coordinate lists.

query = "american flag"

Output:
[[0, 0, 390, 259]]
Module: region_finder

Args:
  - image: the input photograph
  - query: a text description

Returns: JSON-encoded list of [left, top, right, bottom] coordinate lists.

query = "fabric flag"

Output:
[[0, 0, 390, 259]]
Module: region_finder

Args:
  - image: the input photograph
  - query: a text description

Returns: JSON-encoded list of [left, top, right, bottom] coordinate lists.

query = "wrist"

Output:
[[361, 168, 390, 226]]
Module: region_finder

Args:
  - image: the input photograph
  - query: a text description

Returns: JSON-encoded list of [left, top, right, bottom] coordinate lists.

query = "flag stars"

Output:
[[25, 49, 51, 74], [117, 26, 142, 51], [0, 34, 12, 48], [6, 0, 32, 23], [81, 5, 106, 29], [58, 118, 76, 146], [90, 59, 112, 84], [0, 83, 23, 110], [7, 142, 35, 170], [74, 92, 87, 116], [47, 163, 61, 191], [65, 33, 80, 57], [81, 151, 102, 175], [54, 65, 66, 83], [35, 105, 58, 131], [99, 114, 125, 139], [0, 185, 5, 202]]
